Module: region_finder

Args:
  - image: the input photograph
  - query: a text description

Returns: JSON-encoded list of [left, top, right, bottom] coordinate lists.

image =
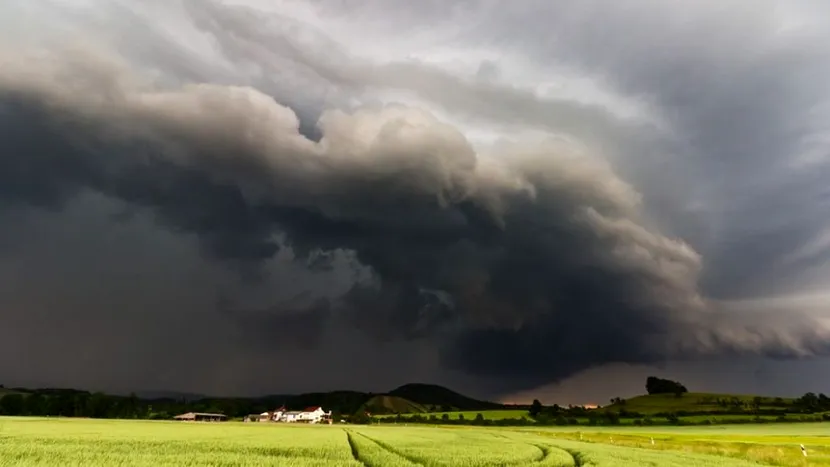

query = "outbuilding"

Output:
[[173, 412, 227, 422]]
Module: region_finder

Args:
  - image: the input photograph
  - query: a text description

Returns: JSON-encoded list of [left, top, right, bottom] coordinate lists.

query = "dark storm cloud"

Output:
[[219, 295, 332, 351], [3, 29, 830, 396]]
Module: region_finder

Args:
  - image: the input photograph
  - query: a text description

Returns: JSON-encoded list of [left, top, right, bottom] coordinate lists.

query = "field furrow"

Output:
[[343, 429, 420, 467]]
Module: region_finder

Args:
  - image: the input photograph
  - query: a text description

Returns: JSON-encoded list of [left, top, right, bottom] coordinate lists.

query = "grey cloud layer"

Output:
[[3, 16, 830, 394], [4, 0, 830, 398]]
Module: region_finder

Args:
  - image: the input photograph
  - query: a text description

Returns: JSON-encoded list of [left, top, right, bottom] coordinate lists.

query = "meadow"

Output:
[[0, 417, 825, 466], [375, 409, 528, 421]]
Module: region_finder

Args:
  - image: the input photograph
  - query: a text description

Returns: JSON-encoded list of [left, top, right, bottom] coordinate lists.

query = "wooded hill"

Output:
[[0, 382, 509, 420]]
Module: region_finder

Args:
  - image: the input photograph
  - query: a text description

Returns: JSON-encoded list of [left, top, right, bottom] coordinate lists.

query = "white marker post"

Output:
[[651, 437, 655, 445], [801, 444, 807, 457]]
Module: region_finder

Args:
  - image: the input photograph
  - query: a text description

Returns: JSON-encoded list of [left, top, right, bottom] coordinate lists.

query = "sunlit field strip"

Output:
[[2, 417, 824, 466]]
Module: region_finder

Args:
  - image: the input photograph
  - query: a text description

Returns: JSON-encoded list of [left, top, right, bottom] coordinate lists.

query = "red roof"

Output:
[[303, 406, 321, 412]]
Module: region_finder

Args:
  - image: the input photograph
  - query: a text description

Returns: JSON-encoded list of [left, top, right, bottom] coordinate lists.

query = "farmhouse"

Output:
[[258, 406, 287, 422], [297, 406, 330, 424], [254, 406, 332, 424], [173, 412, 227, 422], [282, 410, 302, 422]]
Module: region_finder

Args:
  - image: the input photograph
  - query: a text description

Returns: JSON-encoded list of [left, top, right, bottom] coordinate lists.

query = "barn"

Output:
[[173, 412, 227, 422]]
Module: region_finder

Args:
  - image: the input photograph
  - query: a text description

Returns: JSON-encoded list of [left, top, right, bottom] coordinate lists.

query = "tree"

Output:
[[474, 413, 484, 423], [0, 394, 24, 415], [529, 399, 543, 418], [645, 376, 687, 395], [349, 412, 371, 424]]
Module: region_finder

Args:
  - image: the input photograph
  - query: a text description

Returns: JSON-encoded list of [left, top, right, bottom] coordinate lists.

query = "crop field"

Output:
[[376, 410, 528, 421], [0, 417, 826, 466]]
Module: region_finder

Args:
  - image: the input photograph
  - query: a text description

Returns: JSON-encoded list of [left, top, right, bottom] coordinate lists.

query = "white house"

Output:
[[281, 411, 302, 422], [297, 406, 331, 424], [260, 406, 286, 422], [258, 406, 331, 423]]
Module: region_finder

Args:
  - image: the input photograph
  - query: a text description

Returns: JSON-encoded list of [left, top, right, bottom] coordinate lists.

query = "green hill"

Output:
[[0, 387, 27, 398], [600, 392, 796, 415], [0, 383, 507, 418], [388, 383, 503, 411], [359, 395, 427, 415]]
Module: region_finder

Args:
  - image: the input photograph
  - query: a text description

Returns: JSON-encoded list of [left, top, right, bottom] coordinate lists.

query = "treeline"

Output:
[[373, 412, 535, 427], [0, 388, 370, 420], [371, 411, 830, 427], [0, 390, 146, 419]]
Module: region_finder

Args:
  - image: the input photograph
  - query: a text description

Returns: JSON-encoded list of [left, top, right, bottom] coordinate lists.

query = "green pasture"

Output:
[[375, 409, 528, 421], [0, 416, 827, 466]]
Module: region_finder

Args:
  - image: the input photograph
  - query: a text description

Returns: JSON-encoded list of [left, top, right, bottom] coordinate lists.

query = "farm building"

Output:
[[252, 406, 332, 424], [297, 406, 331, 424], [173, 412, 227, 422], [259, 406, 287, 422]]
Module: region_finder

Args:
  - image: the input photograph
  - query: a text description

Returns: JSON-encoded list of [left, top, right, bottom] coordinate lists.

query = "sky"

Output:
[[2, 0, 830, 405]]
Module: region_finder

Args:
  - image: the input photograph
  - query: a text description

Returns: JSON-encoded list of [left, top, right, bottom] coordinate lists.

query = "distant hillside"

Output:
[[255, 390, 373, 415], [0, 383, 506, 418], [601, 392, 796, 415], [0, 387, 27, 398], [388, 383, 503, 411], [360, 395, 427, 415]]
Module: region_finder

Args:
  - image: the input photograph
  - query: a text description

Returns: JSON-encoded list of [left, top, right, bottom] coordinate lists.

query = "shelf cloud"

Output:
[[2, 0, 830, 398]]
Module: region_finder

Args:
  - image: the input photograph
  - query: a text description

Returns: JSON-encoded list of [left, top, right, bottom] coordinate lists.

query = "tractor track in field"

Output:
[[356, 431, 424, 465], [344, 429, 423, 466], [563, 448, 584, 466], [530, 443, 552, 462], [343, 430, 368, 467]]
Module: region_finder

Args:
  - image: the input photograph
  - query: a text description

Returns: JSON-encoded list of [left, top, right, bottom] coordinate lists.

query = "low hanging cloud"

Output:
[[3, 36, 830, 394]]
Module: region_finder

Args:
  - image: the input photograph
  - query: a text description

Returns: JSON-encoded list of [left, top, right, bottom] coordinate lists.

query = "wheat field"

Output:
[[0, 417, 824, 466]]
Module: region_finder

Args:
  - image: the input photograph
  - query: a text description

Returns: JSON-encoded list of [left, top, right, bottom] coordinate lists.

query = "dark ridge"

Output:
[[388, 383, 504, 411]]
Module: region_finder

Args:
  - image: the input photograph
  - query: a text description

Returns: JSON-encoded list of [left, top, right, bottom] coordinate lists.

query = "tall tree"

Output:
[[529, 399, 543, 417], [645, 376, 687, 395]]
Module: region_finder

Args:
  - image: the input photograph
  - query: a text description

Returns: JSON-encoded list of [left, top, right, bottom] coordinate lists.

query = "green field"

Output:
[[376, 409, 528, 420], [1, 417, 827, 466]]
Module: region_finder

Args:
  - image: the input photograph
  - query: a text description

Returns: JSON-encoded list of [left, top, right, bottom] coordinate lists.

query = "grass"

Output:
[[526, 424, 827, 466], [375, 409, 529, 420], [2, 416, 827, 466], [0, 417, 358, 466]]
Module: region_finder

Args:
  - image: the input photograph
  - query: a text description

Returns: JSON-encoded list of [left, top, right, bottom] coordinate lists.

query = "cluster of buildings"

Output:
[[171, 406, 331, 424], [245, 406, 332, 424]]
